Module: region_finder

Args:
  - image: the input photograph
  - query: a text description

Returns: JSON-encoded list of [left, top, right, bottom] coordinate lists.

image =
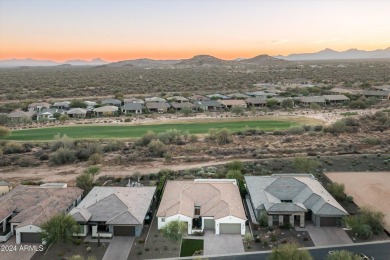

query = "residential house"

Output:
[[84, 101, 98, 110], [246, 91, 278, 98], [123, 98, 145, 104], [0, 185, 82, 244], [93, 106, 119, 116], [323, 95, 350, 105], [157, 179, 247, 235], [228, 93, 250, 99], [101, 99, 122, 108], [52, 101, 70, 110], [245, 175, 348, 228], [187, 95, 210, 102], [146, 102, 170, 113], [363, 90, 390, 100], [245, 97, 267, 107], [167, 96, 189, 103], [296, 96, 326, 106], [219, 99, 247, 109], [170, 102, 195, 112], [372, 85, 390, 91], [122, 103, 143, 114], [206, 94, 230, 100], [0, 181, 12, 196], [35, 108, 62, 121], [66, 108, 87, 118], [8, 110, 35, 122], [27, 102, 51, 112], [194, 100, 224, 111], [70, 186, 156, 238], [144, 97, 167, 103]]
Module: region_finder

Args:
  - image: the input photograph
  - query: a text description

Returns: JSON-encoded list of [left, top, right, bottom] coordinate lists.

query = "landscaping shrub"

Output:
[[75, 142, 102, 160], [226, 160, 245, 172], [49, 148, 76, 165], [343, 207, 384, 239], [207, 128, 232, 145], [147, 139, 166, 157], [327, 182, 346, 201], [292, 157, 320, 173], [287, 126, 304, 135], [3, 142, 24, 154], [363, 137, 381, 145], [136, 131, 156, 146], [103, 140, 123, 152], [88, 153, 102, 165], [17, 156, 37, 167]]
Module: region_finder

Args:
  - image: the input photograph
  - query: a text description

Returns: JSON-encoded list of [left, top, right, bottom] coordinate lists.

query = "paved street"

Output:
[[203, 231, 244, 256], [102, 236, 134, 260], [208, 241, 390, 260]]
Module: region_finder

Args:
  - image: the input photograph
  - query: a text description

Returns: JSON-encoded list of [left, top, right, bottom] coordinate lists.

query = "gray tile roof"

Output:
[[323, 95, 350, 101], [70, 186, 156, 225], [122, 103, 143, 111], [146, 102, 170, 110], [246, 97, 267, 105], [102, 99, 122, 105], [195, 100, 223, 108], [245, 175, 348, 215], [67, 108, 87, 115], [0, 181, 11, 186], [363, 90, 390, 96], [297, 96, 326, 103]]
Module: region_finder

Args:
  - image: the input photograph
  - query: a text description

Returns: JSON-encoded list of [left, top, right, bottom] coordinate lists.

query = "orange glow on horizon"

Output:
[[2, 43, 390, 62]]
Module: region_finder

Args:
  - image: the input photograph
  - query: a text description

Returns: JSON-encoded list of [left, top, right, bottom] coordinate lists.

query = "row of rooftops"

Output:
[[0, 174, 348, 231]]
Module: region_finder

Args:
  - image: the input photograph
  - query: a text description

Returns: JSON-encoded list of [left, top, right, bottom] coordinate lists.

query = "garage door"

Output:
[[20, 232, 41, 243], [113, 225, 135, 236], [219, 223, 241, 234], [204, 219, 215, 230], [320, 217, 340, 227]]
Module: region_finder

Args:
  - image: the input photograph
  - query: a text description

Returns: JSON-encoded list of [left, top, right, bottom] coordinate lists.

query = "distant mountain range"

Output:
[[0, 58, 108, 67], [1, 47, 389, 67], [275, 48, 390, 61]]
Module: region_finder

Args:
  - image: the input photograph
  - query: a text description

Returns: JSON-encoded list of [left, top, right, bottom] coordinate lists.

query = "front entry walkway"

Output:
[[203, 230, 244, 256], [296, 223, 352, 246], [102, 236, 134, 260]]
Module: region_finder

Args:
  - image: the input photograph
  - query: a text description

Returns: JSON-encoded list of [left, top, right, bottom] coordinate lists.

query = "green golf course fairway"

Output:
[[6, 120, 299, 141]]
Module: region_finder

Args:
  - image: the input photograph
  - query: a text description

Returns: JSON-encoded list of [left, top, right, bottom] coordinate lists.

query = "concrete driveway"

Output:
[[102, 236, 134, 260], [0, 236, 41, 260], [298, 224, 352, 246], [203, 231, 244, 256]]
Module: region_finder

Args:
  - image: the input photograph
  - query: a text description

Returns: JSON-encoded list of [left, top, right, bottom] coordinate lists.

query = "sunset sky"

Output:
[[1, 0, 390, 62]]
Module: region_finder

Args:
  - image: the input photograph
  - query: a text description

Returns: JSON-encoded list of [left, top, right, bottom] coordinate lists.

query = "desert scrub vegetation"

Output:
[[326, 182, 346, 201], [49, 148, 76, 165], [343, 207, 385, 239], [207, 128, 232, 145], [292, 157, 320, 173]]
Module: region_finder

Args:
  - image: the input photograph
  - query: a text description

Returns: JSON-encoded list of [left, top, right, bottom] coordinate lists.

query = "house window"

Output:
[[272, 215, 278, 221], [194, 206, 201, 216], [161, 218, 165, 222], [281, 200, 293, 203]]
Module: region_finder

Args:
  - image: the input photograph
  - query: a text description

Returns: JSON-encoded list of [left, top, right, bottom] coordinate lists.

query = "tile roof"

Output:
[[363, 90, 390, 96], [67, 108, 87, 115], [8, 110, 35, 118], [124, 98, 144, 104], [122, 103, 143, 110], [170, 102, 195, 109], [323, 95, 350, 101], [0, 181, 12, 186], [146, 102, 170, 110], [245, 175, 348, 215], [101, 99, 122, 105], [297, 96, 326, 103], [195, 100, 223, 108], [0, 185, 82, 228], [70, 186, 156, 225], [219, 99, 247, 107], [28, 102, 51, 108], [157, 180, 246, 221], [145, 97, 167, 103], [246, 97, 267, 105], [167, 96, 189, 102], [93, 106, 119, 112]]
